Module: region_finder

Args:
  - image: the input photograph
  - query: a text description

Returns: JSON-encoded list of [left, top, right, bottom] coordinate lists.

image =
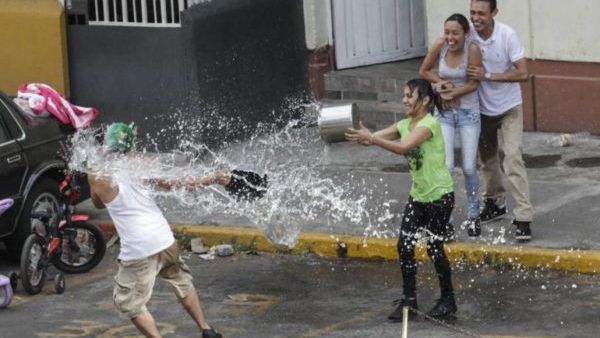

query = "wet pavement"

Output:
[[2, 248, 600, 338]]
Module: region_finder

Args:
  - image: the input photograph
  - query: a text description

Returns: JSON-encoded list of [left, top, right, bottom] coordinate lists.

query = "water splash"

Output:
[[68, 104, 391, 247]]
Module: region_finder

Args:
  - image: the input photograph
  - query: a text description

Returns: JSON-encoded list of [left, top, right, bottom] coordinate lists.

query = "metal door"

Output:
[[332, 0, 427, 69]]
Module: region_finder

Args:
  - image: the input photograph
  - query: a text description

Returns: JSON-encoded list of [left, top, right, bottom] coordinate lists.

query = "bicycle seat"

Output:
[[30, 210, 52, 222]]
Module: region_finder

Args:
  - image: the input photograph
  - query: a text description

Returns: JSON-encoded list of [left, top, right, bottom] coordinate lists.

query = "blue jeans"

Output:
[[435, 108, 481, 219]]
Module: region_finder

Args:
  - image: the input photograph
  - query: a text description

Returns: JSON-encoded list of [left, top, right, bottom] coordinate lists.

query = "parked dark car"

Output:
[[0, 91, 86, 260]]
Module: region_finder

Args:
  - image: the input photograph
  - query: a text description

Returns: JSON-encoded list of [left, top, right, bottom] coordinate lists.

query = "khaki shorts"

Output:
[[113, 242, 194, 318]]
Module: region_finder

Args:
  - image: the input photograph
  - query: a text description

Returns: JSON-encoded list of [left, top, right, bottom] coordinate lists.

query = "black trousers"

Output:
[[397, 192, 454, 299]]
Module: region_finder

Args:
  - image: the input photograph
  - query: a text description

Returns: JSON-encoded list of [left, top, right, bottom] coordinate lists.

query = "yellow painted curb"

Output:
[[174, 224, 600, 274], [92, 220, 600, 274]]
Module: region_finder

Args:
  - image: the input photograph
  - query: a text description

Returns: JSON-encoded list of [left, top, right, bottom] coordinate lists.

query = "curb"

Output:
[[92, 220, 600, 274]]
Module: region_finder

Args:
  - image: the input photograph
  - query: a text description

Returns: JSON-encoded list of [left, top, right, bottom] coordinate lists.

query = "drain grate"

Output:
[[565, 157, 600, 168], [523, 154, 562, 169]]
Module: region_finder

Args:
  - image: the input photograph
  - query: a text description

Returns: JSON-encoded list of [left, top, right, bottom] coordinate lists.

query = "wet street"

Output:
[[1, 247, 600, 338]]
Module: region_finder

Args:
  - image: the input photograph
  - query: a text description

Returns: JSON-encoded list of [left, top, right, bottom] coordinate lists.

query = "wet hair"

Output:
[[405, 78, 443, 114], [473, 0, 497, 12], [445, 13, 470, 33]]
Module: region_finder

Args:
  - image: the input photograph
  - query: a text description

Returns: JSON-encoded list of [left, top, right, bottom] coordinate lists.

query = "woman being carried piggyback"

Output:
[[419, 13, 483, 237], [345, 78, 457, 320]]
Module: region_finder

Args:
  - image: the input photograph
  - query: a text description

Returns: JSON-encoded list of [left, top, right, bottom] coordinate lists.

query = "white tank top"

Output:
[[105, 178, 175, 261], [438, 41, 480, 111]]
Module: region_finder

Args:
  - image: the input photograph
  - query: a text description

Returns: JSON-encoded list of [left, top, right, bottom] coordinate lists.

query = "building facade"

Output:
[[306, 0, 600, 133]]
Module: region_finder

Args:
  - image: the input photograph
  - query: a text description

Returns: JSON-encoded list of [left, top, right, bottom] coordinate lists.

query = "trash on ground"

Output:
[[198, 252, 215, 260], [227, 294, 249, 302], [548, 133, 572, 147], [215, 244, 234, 257], [191, 238, 207, 254]]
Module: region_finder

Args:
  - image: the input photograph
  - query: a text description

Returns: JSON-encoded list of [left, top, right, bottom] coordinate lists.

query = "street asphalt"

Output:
[[2, 249, 600, 338]]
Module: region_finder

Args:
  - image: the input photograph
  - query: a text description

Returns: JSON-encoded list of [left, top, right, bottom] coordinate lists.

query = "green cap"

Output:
[[105, 122, 134, 153]]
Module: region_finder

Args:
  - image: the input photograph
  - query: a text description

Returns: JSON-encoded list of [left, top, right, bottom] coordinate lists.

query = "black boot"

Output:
[[202, 328, 223, 338], [427, 295, 457, 318], [479, 198, 506, 222], [513, 220, 532, 242], [388, 297, 418, 322], [462, 217, 481, 237], [443, 222, 456, 242]]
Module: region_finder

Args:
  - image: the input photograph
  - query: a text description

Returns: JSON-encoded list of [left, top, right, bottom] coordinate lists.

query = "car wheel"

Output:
[[5, 178, 60, 261]]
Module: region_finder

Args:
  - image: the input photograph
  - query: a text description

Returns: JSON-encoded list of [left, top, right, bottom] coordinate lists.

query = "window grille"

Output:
[[88, 0, 189, 27]]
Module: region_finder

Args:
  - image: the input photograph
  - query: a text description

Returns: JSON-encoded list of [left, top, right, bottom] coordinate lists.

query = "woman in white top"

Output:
[[419, 13, 483, 237]]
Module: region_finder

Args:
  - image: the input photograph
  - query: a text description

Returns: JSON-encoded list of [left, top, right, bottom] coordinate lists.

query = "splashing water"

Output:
[[68, 105, 394, 247]]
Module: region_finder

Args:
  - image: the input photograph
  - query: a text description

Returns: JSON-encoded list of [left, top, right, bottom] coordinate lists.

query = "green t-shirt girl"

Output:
[[396, 114, 453, 202], [346, 78, 457, 320]]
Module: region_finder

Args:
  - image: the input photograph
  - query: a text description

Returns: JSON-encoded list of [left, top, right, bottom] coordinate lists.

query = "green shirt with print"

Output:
[[396, 114, 453, 202]]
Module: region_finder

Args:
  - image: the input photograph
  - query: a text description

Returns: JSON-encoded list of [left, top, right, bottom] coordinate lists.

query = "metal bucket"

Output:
[[317, 103, 360, 143]]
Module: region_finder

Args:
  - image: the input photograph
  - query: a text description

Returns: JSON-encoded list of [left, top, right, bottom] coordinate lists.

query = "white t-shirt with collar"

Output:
[[469, 21, 525, 116]]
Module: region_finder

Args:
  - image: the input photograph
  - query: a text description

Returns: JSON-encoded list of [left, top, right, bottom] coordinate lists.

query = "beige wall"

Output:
[[424, 0, 600, 63], [0, 0, 69, 96]]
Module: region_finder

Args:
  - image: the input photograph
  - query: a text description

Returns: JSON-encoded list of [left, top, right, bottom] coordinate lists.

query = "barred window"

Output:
[[88, 0, 190, 27]]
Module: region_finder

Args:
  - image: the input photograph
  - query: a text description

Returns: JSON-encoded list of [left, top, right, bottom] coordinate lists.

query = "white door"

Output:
[[332, 0, 427, 69]]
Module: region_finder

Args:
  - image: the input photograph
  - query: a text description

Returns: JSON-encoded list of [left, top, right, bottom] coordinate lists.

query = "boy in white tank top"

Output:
[[88, 123, 223, 338]]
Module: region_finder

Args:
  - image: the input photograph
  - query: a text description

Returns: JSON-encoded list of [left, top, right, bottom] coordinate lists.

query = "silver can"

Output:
[[317, 103, 360, 143]]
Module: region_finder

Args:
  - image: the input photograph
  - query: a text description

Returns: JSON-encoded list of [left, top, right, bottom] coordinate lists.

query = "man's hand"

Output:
[[467, 65, 487, 81]]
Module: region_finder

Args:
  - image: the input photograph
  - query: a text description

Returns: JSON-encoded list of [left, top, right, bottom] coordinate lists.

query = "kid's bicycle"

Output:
[[18, 170, 106, 295]]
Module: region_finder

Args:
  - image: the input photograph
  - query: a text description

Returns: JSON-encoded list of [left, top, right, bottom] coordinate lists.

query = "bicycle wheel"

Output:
[[53, 221, 106, 274], [20, 235, 47, 295]]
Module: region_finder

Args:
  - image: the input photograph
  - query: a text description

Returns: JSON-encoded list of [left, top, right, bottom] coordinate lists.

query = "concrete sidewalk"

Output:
[[80, 130, 600, 273]]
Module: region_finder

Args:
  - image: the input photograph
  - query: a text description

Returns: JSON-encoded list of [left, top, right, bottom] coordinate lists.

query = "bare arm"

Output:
[[467, 57, 528, 82], [345, 123, 432, 155], [90, 190, 105, 209], [419, 37, 445, 85], [146, 173, 231, 191], [88, 173, 117, 209], [372, 123, 401, 141]]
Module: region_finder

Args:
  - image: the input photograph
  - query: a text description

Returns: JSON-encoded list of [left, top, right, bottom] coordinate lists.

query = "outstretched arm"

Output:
[[345, 122, 432, 155], [146, 173, 232, 191]]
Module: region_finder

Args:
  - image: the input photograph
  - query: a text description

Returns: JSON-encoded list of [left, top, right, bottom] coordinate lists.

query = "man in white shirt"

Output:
[[89, 123, 223, 338], [466, 0, 533, 241]]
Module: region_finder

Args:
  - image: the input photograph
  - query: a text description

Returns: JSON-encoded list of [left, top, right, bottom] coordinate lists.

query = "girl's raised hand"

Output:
[[345, 122, 373, 146]]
